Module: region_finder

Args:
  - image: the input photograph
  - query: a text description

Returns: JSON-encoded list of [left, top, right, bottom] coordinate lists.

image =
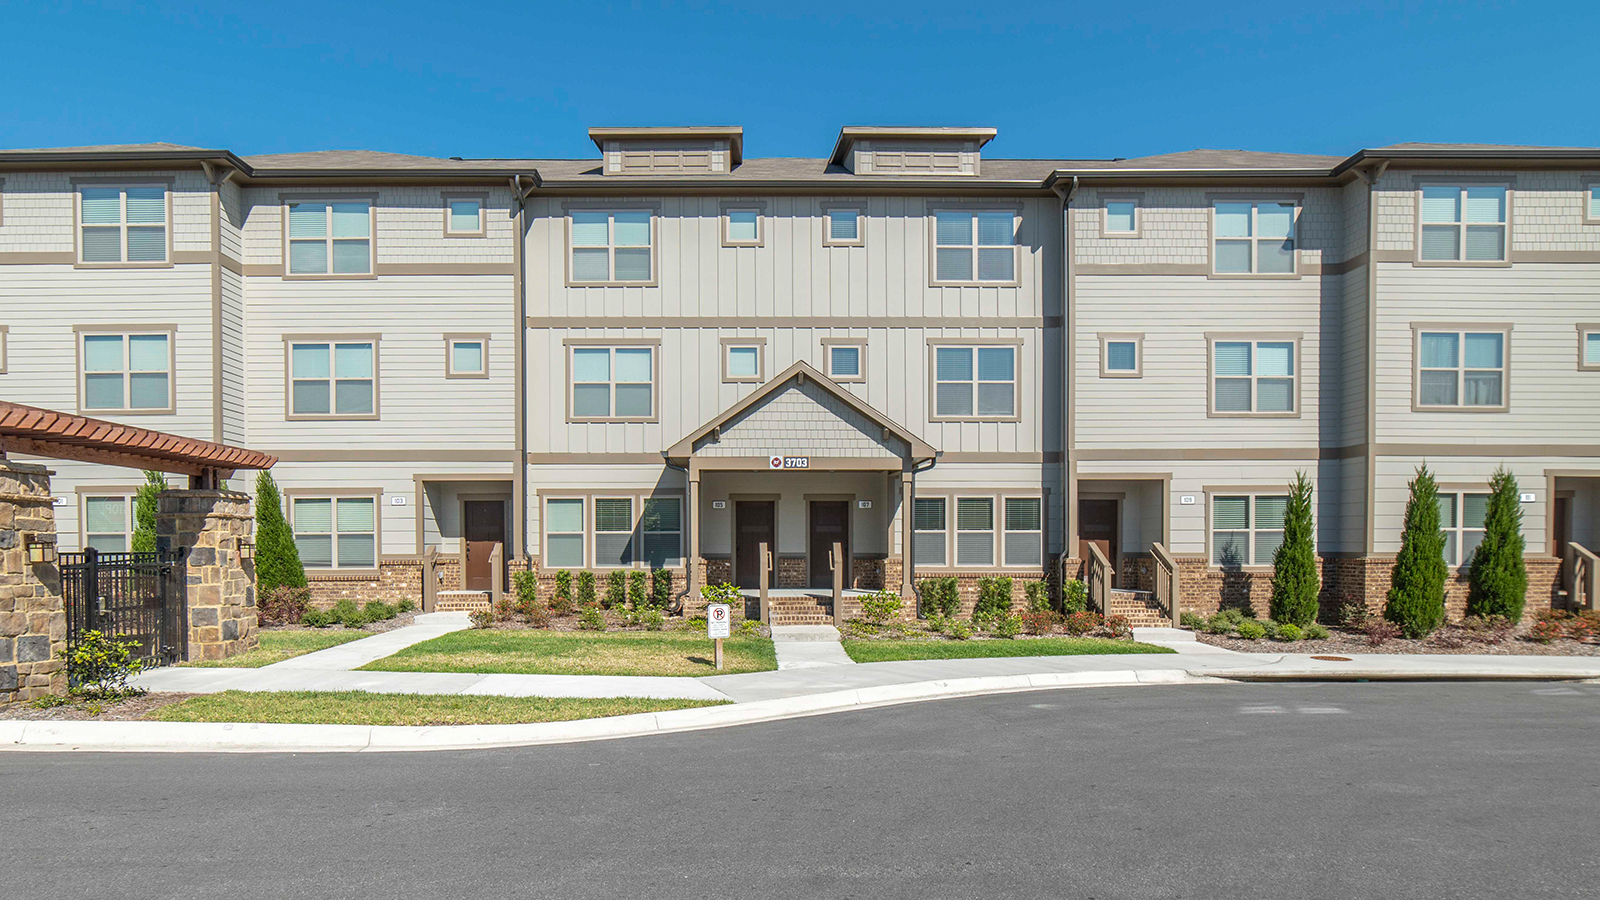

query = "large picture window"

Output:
[[933, 210, 1016, 283], [570, 210, 653, 283], [81, 332, 172, 412], [287, 200, 372, 275], [570, 345, 655, 421], [1210, 494, 1288, 566], [79, 185, 167, 264], [1416, 329, 1507, 409], [289, 340, 376, 418], [292, 496, 377, 569], [933, 345, 1017, 419]]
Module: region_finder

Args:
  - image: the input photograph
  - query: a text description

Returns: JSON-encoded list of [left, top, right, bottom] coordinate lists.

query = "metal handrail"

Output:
[[1151, 541, 1179, 626], [1570, 542, 1599, 612], [1085, 541, 1112, 615]]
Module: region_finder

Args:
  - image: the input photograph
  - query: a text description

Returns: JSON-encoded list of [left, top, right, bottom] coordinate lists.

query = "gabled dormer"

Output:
[[828, 126, 996, 176], [588, 126, 743, 176]]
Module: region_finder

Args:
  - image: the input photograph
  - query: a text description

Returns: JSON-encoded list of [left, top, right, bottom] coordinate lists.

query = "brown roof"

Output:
[[0, 141, 212, 154], [0, 401, 276, 476]]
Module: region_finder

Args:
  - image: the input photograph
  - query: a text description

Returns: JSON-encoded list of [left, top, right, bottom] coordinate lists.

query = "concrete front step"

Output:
[[435, 591, 491, 612]]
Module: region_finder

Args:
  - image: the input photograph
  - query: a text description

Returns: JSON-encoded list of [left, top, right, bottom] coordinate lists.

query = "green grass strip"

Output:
[[181, 630, 370, 668], [148, 690, 728, 726], [359, 629, 777, 677]]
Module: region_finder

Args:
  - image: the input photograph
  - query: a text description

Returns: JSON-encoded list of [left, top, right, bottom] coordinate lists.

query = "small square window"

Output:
[[721, 340, 763, 383], [445, 197, 484, 236], [723, 208, 762, 246], [1104, 199, 1138, 235], [1580, 325, 1600, 372], [823, 207, 863, 246], [446, 336, 488, 378], [1588, 185, 1600, 223], [824, 341, 866, 382], [1099, 333, 1142, 378]]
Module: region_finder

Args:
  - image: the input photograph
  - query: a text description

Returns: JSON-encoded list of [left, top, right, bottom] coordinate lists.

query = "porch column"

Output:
[[900, 470, 914, 597], [687, 466, 701, 602]]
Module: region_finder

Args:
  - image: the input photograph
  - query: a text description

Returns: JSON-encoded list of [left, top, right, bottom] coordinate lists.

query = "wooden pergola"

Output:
[[0, 400, 276, 486]]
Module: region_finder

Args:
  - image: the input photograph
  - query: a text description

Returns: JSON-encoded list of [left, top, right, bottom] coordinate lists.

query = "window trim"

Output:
[[719, 336, 766, 384], [1099, 332, 1143, 378], [928, 204, 1022, 287], [821, 204, 865, 248], [1585, 181, 1600, 226], [1412, 178, 1514, 268], [563, 337, 661, 423], [443, 332, 490, 379], [72, 178, 175, 269], [720, 201, 766, 248], [926, 338, 1023, 423], [74, 325, 177, 416], [1206, 193, 1302, 280], [1578, 323, 1600, 372], [820, 337, 868, 383], [1100, 195, 1142, 238], [442, 193, 488, 238], [563, 202, 661, 287], [1410, 323, 1513, 413], [1204, 332, 1303, 419], [0, 324, 8, 375], [1204, 488, 1293, 570], [279, 193, 379, 280], [75, 486, 138, 553], [283, 488, 383, 575], [536, 489, 687, 571], [282, 333, 382, 421]]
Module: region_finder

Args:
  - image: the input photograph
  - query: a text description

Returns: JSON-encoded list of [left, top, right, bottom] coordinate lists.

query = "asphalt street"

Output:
[[4, 682, 1599, 899]]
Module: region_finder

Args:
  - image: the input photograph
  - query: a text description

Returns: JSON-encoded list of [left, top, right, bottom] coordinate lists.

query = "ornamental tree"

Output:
[[131, 470, 168, 553], [1269, 470, 1319, 626], [254, 470, 306, 596], [1385, 464, 1448, 638], [1466, 467, 1528, 622]]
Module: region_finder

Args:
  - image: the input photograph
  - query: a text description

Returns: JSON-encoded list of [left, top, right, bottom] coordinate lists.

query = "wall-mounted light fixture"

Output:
[[25, 533, 58, 565], [237, 537, 255, 561]]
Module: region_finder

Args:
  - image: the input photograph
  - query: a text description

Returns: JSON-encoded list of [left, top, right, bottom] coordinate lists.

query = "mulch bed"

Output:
[[1196, 627, 1600, 657], [263, 611, 418, 635], [0, 692, 197, 721]]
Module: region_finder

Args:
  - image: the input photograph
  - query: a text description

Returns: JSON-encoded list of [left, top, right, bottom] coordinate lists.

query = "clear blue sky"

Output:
[[5, 0, 1595, 161]]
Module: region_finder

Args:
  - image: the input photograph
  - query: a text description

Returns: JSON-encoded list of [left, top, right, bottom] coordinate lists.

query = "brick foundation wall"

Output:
[[777, 555, 806, 588], [909, 570, 1047, 619], [306, 558, 446, 608], [0, 461, 66, 706], [1120, 553, 1154, 593], [850, 556, 885, 590]]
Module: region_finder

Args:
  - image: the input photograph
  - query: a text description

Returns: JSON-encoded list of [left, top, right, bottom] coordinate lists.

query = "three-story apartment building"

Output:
[[2, 131, 1596, 620]]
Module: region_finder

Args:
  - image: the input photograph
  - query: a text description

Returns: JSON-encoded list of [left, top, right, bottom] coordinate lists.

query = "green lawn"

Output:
[[181, 630, 370, 668], [358, 629, 778, 677], [147, 690, 727, 726], [842, 636, 1176, 663]]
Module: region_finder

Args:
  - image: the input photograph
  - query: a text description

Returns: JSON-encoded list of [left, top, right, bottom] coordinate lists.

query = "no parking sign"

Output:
[[707, 603, 731, 639]]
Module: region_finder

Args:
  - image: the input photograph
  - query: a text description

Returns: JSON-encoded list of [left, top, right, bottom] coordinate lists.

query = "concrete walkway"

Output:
[[770, 625, 855, 669], [269, 611, 473, 670]]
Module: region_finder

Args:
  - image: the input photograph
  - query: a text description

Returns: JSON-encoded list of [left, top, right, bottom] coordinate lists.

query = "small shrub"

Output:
[[606, 570, 628, 609], [1529, 618, 1562, 644], [259, 586, 311, 627], [1099, 615, 1133, 640], [523, 602, 550, 628], [1235, 620, 1267, 640], [1218, 607, 1248, 626], [396, 598, 416, 614], [329, 599, 366, 628], [1336, 601, 1370, 629], [492, 597, 516, 622], [1179, 610, 1205, 630], [628, 570, 648, 609], [1019, 609, 1057, 635], [1302, 623, 1331, 641], [577, 605, 606, 631], [1205, 613, 1234, 635], [1062, 610, 1102, 637], [1273, 623, 1303, 642], [991, 614, 1023, 639], [513, 569, 538, 605], [860, 589, 904, 626], [924, 613, 949, 634], [1458, 614, 1514, 645], [576, 570, 597, 606], [739, 619, 762, 636], [1061, 578, 1088, 615], [944, 619, 973, 640], [66, 630, 146, 699], [652, 568, 673, 608], [972, 577, 1013, 626], [468, 608, 494, 629], [1024, 580, 1051, 613], [30, 694, 72, 710], [300, 608, 334, 628], [1364, 618, 1400, 646], [918, 577, 960, 619], [637, 607, 666, 631], [700, 582, 741, 610], [687, 615, 708, 630], [363, 600, 397, 621], [550, 570, 574, 614]]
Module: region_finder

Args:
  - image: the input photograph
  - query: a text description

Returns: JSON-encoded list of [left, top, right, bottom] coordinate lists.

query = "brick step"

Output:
[[770, 616, 836, 626], [435, 591, 491, 612], [1105, 589, 1168, 625]]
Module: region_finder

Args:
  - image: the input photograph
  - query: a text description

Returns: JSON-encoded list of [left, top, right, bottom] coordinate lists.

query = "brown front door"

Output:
[[1078, 498, 1118, 586], [809, 501, 850, 588], [735, 501, 776, 589], [463, 500, 506, 591]]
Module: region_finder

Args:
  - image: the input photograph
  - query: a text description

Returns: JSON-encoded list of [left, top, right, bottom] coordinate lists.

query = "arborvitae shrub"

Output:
[[254, 471, 306, 597], [1269, 471, 1320, 626], [1385, 464, 1448, 638], [1466, 467, 1529, 622]]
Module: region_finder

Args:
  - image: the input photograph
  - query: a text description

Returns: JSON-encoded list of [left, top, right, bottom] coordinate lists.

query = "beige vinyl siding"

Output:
[[1373, 168, 1600, 255], [218, 178, 244, 262], [268, 460, 505, 557], [239, 186, 516, 267], [1371, 455, 1597, 557], [1374, 263, 1600, 444], [1071, 186, 1345, 270], [0, 169, 212, 255], [245, 276, 516, 451], [219, 266, 247, 445]]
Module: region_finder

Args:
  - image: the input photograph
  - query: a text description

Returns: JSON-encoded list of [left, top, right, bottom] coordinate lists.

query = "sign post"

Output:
[[707, 602, 731, 670]]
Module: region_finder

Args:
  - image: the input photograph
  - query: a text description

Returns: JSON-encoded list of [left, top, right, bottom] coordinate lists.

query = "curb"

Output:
[[0, 669, 1211, 754]]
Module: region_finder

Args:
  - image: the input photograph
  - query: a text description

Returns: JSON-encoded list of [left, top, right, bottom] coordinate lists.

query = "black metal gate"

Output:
[[61, 548, 187, 668]]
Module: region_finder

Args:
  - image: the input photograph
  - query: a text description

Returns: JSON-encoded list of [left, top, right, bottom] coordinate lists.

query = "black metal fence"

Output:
[[61, 548, 187, 668]]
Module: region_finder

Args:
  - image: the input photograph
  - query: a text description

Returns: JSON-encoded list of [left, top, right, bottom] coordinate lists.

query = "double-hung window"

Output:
[[642, 498, 683, 568], [1003, 497, 1042, 567], [933, 345, 1017, 419], [544, 498, 585, 568], [289, 340, 376, 417], [955, 497, 995, 567], [79, 185, 166, 264], [933, 210, 1015, 283], [81, 332, 172, 412], [570, 345, 655, 420], [570, 210, 652, 282], [1416, 329, 1506, 409], [287, 200, 372, 275], [292, 496, 377, 569], [1211, 494, 1288, 566], [83, 494, 134, 553], [1420, 185, 1506, 262], [593, 497, 634, 567], [1440, 492, 1491, 566], [913, 498, 947, 567], [1211, 338, 1296, 415], [1213, 201, 1296, 275]]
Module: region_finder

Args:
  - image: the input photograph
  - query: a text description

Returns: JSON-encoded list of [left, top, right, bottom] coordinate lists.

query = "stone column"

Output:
[[157, 490, 259, 662], [0, 460, 66, 705]]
